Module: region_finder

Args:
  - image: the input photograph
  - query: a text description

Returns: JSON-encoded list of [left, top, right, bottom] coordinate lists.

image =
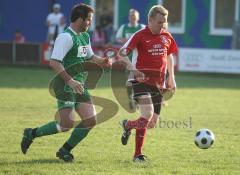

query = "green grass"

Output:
[[0, 66, 240, 175]]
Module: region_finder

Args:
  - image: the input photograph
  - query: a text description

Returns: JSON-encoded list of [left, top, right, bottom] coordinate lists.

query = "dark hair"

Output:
[[71, 3, 94, 22]]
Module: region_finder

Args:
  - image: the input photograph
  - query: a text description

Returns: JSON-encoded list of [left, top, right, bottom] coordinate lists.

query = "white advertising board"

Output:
[[179, 48, 240, 74]]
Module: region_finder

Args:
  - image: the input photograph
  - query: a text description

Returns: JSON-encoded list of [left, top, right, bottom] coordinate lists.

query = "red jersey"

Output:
[[122, 26, 178, 87]]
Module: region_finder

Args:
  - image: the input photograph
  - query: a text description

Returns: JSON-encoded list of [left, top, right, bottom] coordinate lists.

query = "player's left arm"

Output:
[[86, 37, 111, 67], [166, 34, 178, 91], [89, 55, 111, 67], [167, 54, 176, 91]]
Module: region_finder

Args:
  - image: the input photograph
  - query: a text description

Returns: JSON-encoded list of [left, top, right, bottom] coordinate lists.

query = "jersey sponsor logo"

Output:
[[153, 44, 162, 49], [78, 46, 88, 57], [148, 44, 166, 56], [160, 36, 169, 45], [64, 101, 75, 105]]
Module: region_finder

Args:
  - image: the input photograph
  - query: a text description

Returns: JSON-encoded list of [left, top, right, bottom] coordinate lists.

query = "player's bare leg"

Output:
[[57, 101, 96, 162]]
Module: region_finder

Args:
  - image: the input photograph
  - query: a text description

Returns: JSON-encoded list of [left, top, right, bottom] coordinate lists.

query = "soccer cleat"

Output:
[[56, 148, 74, 162], [120, 119, 131, 145], [21, 128, 34, 154], [133, 154, 148, 162]]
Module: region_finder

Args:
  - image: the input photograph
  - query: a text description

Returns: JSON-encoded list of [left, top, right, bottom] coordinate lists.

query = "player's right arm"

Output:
[[118, 33, 145, 82], [49, 33, 84, 94]]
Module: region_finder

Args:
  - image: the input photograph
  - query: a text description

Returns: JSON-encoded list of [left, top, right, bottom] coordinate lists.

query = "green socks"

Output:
[[32, 121, 92, 152], [34, 121, 59, 138], [64, 122, 91, 150]]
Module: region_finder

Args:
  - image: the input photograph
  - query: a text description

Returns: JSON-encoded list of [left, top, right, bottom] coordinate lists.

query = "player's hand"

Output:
[[133, 70, 146, 82], [102, 57, 112, 68], [167, 77, 176, 91], [67, 79, 84, 94]]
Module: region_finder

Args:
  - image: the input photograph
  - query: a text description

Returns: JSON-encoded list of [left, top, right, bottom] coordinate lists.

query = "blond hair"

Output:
[[148, 5, 168, 20]]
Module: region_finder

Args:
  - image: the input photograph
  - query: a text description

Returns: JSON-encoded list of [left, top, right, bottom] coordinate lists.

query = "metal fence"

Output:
[[0, 42, 42, 65]]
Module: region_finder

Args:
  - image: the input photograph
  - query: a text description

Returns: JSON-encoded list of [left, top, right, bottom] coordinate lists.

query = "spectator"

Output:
[[46, 3, 66, 43], [14, 30, 26, 43]]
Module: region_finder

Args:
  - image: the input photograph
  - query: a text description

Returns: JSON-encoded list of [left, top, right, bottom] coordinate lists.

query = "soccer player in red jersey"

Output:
[[119, 5, 178, 162]]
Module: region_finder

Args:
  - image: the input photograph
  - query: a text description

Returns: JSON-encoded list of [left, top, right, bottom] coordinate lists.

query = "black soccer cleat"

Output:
[[56, 148, 74, 162], [133, 154, 148, 162], [120, 119, 131, 145], [21, 128, 34, 154]]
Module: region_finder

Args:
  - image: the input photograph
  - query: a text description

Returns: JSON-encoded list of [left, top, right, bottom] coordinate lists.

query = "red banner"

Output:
[[41, 42, 52, 65]]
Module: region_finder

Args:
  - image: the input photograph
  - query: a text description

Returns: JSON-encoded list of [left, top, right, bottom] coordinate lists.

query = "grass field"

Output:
[[0, 66, 240, 175]]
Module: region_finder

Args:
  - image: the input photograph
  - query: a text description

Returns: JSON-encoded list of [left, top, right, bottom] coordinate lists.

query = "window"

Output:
[[210, 0, 239, 36], [158, 0, 186, 34]]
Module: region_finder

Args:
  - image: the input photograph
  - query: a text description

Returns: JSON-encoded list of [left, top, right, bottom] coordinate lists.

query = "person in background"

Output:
[[116, 9, 145, 44], [14, 30, 26, 43], [46, 3, 66, 44]]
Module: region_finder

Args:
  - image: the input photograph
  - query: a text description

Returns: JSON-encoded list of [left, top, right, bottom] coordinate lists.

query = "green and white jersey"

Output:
[[51, 27, 94, 83], [116, 23, 145, 40], [116, 23, 145, 62]]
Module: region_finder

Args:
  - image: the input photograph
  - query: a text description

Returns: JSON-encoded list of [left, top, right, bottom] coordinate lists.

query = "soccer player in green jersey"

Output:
[[116, 9, 145, 44], [21, 3, 111, 162]]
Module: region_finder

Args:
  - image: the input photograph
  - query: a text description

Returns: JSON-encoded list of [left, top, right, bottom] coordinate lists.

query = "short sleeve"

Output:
[[121, 32, 140, 52], [51, 33, 73, 61], [167, 37, 178, 55]]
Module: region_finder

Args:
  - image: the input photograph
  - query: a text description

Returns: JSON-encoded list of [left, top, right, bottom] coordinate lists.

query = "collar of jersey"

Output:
[[146, 26, 164, 36], [68, 27, 81, 35], [128, 23, 139, 28]]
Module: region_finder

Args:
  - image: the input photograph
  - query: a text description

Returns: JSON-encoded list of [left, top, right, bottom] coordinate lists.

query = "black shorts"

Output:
[[132, 81, 163, 115]]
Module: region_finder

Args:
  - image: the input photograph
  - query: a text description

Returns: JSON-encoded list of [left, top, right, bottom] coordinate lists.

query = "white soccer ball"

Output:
[[194, 129, 215, 149]]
